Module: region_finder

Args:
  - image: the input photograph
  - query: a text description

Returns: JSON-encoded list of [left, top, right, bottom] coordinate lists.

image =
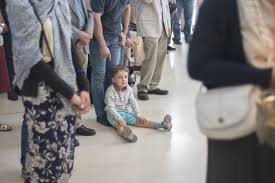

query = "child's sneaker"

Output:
[[162, 114, 172, 131], [119, 126, 138, 142]]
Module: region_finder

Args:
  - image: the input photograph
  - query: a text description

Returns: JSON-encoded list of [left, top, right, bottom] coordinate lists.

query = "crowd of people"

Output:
[[4, 0, 275, 183], [0, 0, 198, 182]]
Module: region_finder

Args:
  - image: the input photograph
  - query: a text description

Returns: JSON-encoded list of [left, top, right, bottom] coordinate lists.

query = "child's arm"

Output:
[[105, 87, 125, 122], [128, 87, 141, 116]]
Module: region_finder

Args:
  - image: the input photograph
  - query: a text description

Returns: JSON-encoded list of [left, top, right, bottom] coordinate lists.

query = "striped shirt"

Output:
[[105, 85, 140, 120]]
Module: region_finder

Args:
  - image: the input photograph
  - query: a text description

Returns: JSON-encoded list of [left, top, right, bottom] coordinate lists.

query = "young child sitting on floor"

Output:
[[105, 65, 172, 142]]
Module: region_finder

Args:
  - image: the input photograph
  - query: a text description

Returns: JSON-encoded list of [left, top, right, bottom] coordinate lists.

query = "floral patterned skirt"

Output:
[[22, 83, 76, 183]]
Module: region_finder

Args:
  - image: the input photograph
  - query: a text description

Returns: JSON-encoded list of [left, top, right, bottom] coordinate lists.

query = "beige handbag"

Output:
[[195, 85, 261, 140], [256, 93, 275, 149]]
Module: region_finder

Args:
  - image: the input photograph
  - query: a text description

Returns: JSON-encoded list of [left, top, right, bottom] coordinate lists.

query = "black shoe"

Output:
[[137, 91, 149, 100], [76, 125, 96, 136], [172, 38, 182, 45], [7, 90, 18, 101], [74, 138, 80, 147], [167, 45, 176, 51], [96, 116, 112, 127], [185, 35, 192, 44], [148, 88, 169, 95]]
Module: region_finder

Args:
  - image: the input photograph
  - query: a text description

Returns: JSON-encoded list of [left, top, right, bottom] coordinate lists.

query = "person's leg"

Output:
[[75, 113, 96, 136], [22, 84, 76, 183], [119, 46, 125, 65], [173, 0, 184, 44], [106, 112, 137, 142], [167, 10, 176, 51], [74, 46, 89, 73], [257, 143, 275, 183], [149, 29, 168, 92], [183, 0, 194, 43], [3, 32, 18, 101], [132, 33, 144, 67], [135, 114, 172, 131], [207, 135, 257, 183], [137, 37, 158, 100], [73, 47, 95, 135], [90, 40, 107, 122], [21, 118, 28, 172], [104, 37, 121, 91]]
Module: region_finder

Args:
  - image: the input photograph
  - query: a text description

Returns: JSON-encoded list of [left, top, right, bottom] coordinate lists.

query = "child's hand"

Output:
[[117, 119, 127, 127], [137, 116, 147, 125]]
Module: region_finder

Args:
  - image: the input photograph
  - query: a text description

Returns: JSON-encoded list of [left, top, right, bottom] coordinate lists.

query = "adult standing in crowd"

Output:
[[68, 0, 96, 136], [167, 0, 177, 51], [188, 0, 275, 182], [0, 0, 18, 101], [90, 0, 131, 126], [6, 0, 90, 182], [0, 9, 12, 132], [172, 0, 194, 44], [136, 0, 171, 100]]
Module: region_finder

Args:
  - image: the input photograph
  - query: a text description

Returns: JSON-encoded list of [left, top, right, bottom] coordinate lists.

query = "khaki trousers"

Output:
[[75, 46, 88, 73], [137, 29, 168, 92]]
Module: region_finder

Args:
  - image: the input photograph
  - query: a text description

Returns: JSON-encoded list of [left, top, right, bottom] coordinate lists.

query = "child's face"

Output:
[[112, 71, 128, 90]]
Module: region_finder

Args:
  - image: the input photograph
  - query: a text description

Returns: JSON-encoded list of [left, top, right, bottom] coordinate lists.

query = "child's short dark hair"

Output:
[[112, 65, 129, 78]]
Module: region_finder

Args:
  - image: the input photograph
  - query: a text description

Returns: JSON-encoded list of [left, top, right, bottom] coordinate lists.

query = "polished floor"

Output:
[[0, 43, 207, 183]]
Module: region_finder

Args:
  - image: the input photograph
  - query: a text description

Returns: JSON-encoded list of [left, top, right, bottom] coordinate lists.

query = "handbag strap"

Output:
[[28, 0, 54, 61]]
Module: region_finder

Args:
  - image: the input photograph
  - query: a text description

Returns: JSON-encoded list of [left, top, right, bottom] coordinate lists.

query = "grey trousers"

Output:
[[74, 46, 88, 73], [137, 29, 168, 92], [74, 46, 88, 128]]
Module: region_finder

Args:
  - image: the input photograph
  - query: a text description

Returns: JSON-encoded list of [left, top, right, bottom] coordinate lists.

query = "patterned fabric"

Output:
[[237, 0, 275, 69], [6, 0, 77, 92], [22, 83, 76, 183], [105, 85, 140, 121]]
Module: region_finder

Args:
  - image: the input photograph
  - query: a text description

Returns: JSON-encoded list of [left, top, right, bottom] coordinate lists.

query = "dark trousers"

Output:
[[21, 119, 28, 167], [3, 28, 15, 83], [207, 134, 275, 183]]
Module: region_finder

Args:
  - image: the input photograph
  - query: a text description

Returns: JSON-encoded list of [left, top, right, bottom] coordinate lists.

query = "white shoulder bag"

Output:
[[195, 85, 261, 140]]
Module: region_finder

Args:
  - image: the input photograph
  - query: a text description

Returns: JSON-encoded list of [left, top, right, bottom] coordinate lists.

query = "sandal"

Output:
[[0, 123, 12, 131], [162, 115, 172, 131], [118, 126, 137, 142]]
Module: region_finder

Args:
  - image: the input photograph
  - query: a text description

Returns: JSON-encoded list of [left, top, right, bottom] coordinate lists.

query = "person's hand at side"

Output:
[[99, 44, 112, 60], [79, 31, 91, 45], [79, 91, 91, 114], [70, 93, 83, 111], [120, 32, 127, 47]]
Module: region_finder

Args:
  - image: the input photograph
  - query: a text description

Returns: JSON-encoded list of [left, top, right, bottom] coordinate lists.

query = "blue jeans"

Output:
[[173, 0, 194, 40], [89, 37, 121, 119], [21, 118, 28, 167]]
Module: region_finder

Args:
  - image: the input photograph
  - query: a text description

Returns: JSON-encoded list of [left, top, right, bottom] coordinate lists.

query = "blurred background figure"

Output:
[[0, 8, 12, 132], [173, 0, 194, 44]]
